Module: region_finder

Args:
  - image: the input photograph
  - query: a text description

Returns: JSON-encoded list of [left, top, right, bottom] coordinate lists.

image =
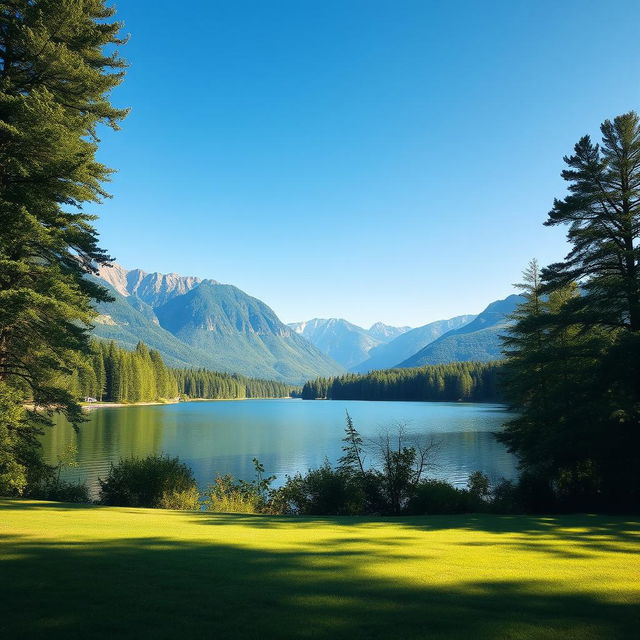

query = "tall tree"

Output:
[[543, 112, 640, 332], [502, 113, 640, 509], [0, 1, 126, 493]]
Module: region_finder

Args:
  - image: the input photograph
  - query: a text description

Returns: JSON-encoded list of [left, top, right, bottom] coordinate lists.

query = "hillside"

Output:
[[155, 283, 343, 382], [289, 318, 411, 369], [91, 264, 344, 384], [367, 321, 411, 342], [90, 277, 222, 369], [398, 295, 523, 367], [353, 315, 475, 372], [289, 318, 383, 368], [2, 500, 637, 640]]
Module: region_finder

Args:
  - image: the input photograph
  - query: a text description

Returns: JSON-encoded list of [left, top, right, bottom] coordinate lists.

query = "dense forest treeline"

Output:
[[301, 362, 501, 402], [60, 341, 293, 403], [173, 367, 293, 400]]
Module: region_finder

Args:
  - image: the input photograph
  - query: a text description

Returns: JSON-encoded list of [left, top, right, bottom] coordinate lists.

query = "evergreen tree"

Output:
[[338, 411, 365, 474], [502, 113, 640, 508], [543, 112, 640, 332], [0, 1, 127, 492]]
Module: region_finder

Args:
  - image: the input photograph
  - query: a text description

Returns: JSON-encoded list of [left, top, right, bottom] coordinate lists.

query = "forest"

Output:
[[301, 362, 500, 402], [58, 341, 293, 404]]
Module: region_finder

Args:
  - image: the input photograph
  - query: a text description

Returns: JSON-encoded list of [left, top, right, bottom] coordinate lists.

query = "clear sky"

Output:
[[94, 0, 640, 328]]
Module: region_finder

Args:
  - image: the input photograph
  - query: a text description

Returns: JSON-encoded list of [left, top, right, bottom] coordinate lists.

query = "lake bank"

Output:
[[80, 396, 298, 410]]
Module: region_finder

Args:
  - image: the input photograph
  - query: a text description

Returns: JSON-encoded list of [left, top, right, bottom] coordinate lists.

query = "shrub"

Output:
[[27, 478, 90, 503], [489, 474, 557, 514], [467, 471, 491, 498], [158, 486, 201, 510], [203, 474, 263, 513], [489, 479, 522, 513], [271, 462, 366, 515], [204, 458, 274, 514], [98, 454, 199, 509], [406, 479, 479, 515]]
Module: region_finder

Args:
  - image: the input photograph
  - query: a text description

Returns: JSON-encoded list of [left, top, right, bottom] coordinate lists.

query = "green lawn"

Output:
[[1, 500, 639, 639]]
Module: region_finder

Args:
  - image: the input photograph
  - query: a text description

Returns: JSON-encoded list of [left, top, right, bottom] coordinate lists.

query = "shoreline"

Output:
[[82, 397, 295, 410]]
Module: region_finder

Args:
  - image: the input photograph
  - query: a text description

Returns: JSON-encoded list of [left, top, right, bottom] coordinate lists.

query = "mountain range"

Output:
[[351, 315, 476, 372], [396, 295, 523, 368], [91, 264, 344, 384], [89, 263, 522, 385], [288, 319, 410, 369], [293, 295, 523, 373]]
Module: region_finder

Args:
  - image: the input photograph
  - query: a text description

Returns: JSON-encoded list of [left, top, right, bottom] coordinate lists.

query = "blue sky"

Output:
[[95, 0, 640, 327]]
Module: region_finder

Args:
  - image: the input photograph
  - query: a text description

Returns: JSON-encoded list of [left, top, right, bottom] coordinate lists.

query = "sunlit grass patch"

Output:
[[1, 500, 638, 639]]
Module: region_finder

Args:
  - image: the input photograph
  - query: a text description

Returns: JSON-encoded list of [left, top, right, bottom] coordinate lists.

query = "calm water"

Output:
[[42, 399, 517, 495]]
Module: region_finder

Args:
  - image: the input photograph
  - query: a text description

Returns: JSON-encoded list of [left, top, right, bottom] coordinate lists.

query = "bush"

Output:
[[158, 486, 201, 510], [98, 454, 199, 509], [203, 474, 263, 513], [271, 463, 366, 515], [204, 458, 274, 514], [467, 471, 491, 498], [406, 479, 480, 515], [27, 478, 90, 503]]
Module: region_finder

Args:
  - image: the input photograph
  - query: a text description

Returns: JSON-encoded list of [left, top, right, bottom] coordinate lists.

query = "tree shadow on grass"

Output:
[[192, 511, 640, 556], [1, 529, 638, 640]]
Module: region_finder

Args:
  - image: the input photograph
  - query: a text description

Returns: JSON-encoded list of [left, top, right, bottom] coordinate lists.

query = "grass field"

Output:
[[1, 500, 639, 639]]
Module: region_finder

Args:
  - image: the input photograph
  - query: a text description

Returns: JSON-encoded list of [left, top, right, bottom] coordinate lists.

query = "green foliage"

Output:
[[301, 361, 501, 402], [271, 416, 448, 516], [174, 367, 293, 400], [154, 282, 344, 384], [204, 458, 275, 514], [338, 410, 366, 473], [157, 486, 201, 511], [501, 119, 640, 511], [27, 477, 90, 504], [467, 471, 491, 498], [98, 455, 198, 509], [271, 462, 366, 516], [397, 296, 522, 368], [55, 338, 295, 403], [0, 381, 29, 494], [406, 480, 481, 515], [0, 1, 126, 490]]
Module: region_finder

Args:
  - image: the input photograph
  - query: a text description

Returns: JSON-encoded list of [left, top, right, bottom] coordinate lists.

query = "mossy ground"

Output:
[[1, 500, 638, 639]]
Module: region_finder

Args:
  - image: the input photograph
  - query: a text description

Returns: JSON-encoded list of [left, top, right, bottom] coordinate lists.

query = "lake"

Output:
[[42, 399, 518, 496]]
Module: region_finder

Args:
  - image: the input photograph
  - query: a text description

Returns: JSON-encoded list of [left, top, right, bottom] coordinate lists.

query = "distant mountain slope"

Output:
[[367, 322, 411, 343], [89, 277, 222, 369], [288, 319, 412, 369], [352, 315, 475, 372], [91, 263, 344, 383], [397, 295, 523, 367], [288, 318, 384, 369], [154, 283, 344, 383]]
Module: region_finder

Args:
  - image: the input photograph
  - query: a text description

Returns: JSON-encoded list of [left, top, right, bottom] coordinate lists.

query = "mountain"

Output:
[[97, 263, 216, 308], [288, 319, 412, 369], [352, 315, 476, 373], [155, 283, 343, 382], [397, 294, 524, 367], [288, 318, 382, 369], [91, 264, 344, 384], [89, 276, 222, 369], [367, 322, 411, 343]]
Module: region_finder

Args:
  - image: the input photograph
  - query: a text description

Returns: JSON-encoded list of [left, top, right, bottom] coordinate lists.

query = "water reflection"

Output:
[[41, 399, 518, 496]]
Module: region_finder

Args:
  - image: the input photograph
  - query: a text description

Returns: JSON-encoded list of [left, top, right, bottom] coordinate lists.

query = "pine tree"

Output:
[[338, 411, 366, 474], [544, 112, 640, 332], [0, 1, 127, 492], [502, 113, 640, 508]]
